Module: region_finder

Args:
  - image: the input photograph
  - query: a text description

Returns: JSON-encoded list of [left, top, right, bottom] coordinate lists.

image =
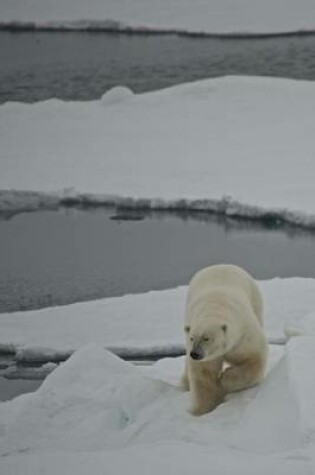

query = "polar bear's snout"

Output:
[[190, 349, 203, 361]]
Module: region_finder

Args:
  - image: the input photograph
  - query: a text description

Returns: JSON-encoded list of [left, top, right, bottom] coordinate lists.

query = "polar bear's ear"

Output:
[[221, 324, 227, 333], [184, 325, 190, 333]]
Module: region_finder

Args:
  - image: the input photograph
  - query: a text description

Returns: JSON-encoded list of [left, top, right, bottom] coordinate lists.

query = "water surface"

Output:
[[1, 207, 315, 312], [1, 31, 315, 103]]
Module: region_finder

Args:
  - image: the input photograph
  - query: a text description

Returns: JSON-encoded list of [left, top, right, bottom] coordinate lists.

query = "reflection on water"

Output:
[[1, 206, 315, 313], [1, 31, 315, 103]]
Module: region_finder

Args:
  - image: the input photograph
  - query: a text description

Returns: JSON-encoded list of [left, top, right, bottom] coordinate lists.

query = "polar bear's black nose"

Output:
[[190, 351, 202, 360]]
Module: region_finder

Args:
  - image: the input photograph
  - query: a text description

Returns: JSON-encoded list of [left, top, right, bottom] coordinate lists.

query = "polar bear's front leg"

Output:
[[180, 356, 190, 391], [188, 358, 224, 416], [220, 356, 265, 393]]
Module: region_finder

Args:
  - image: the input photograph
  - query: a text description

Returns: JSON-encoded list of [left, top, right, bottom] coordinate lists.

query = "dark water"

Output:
[[0, 376, 41, 401], [1, 207, 315, 313], [1, 31, 315, 103]]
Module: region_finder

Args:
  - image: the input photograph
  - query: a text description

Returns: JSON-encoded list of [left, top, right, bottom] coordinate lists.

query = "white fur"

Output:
[[181, 264, 268, 416]]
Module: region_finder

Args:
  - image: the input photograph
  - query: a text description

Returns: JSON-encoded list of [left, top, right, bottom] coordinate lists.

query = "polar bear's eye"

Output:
[[203, 337, 209, 342], [190, 337, 194, 342]]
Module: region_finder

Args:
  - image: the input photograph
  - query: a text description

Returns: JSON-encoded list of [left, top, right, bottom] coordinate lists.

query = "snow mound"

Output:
[[100, 86, 134, 106], [0, 345, 176, 454], [1, 341, 315, 473], [1, 340, 315, 459]]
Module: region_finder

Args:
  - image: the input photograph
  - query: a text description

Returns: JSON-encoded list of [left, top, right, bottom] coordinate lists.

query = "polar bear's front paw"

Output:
[[189, 404, 208, 416], [188, 397, 221, 416], [189, 385, 225, 416]]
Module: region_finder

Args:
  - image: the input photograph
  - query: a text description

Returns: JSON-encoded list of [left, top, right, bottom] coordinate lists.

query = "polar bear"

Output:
[[181, 264, 268, 416]]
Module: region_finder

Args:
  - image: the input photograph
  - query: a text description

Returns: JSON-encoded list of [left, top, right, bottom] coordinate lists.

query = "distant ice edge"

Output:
[[1, 20, 315, 38], [1, 190, 315, 230]]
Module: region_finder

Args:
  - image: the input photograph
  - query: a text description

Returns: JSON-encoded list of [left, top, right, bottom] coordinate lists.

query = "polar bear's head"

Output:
[[184, 317, 239, 362]]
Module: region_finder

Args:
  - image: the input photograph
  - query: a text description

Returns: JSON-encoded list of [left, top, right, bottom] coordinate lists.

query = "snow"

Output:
[[0, 277, 315, 363], [1, 341, 315, 474], [1, 0, 315, 35], [0, 275, 314, 475], [1, 41, 315, 473], [1, 277, 315, 472], [2, 77, 315, 228]]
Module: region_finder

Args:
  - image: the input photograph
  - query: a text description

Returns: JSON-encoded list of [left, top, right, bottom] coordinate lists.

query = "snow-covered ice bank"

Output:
[[1, 277, 315, 363], [2, 77, 315, 228], [1, 0, 315, 35], [1, 275, 315, 472], [0, 341, 315, 474]]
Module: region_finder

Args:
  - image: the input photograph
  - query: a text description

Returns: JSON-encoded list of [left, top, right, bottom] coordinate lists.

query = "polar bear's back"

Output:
[[187, 264, 263, 325]]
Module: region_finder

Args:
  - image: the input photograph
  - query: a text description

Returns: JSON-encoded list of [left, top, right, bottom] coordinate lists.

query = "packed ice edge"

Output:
[[2, 190, 315, 230]]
